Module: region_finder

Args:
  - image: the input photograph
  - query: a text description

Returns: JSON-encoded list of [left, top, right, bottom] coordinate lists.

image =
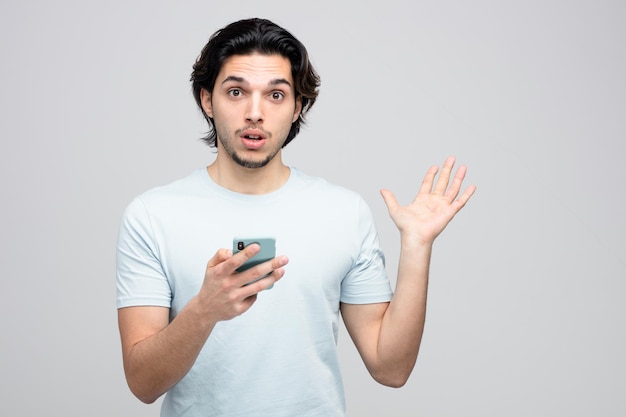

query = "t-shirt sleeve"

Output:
[[340, 197, 393, 304], [116, 197, 172, 309]]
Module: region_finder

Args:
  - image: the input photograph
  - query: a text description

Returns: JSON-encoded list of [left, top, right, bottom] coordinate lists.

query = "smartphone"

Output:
[[233, 237, 276, 288]]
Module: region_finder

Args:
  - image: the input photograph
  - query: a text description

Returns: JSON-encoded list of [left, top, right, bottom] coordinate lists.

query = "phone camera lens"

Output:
[[237, 241, 244, 250]]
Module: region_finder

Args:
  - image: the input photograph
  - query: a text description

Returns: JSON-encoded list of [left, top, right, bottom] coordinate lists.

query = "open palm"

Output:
[[381, 156, 476, 245]]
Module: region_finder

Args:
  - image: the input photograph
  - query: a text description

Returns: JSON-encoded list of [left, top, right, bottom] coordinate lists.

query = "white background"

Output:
[[1, 1, 625, 415]]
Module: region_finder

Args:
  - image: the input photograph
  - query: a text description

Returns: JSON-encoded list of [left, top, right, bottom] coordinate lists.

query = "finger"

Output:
[[239, 293, 258, 313], [443, 164, 467, 202], [241, 262, 288, 294], [228, 243, 261, 271], [432, 156, 456, 195], [380, 188, 399, 212], [248, 255, 289, 281], [418, 165, 439, 195], [451, 184, 477, 211], [272, 255, 289, 270], [206, 248, 233, 268], [216, 243, 262, 285], [235, 255, 289, 288]]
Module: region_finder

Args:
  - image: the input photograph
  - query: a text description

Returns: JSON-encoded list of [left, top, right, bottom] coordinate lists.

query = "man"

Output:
[[116, 17, 476, 416]]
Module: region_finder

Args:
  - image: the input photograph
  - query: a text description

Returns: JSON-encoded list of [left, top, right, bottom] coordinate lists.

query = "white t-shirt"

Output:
[[116, 167, 393, 417]]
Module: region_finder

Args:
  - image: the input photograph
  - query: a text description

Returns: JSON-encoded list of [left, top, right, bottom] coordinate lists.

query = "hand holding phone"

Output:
[[233, 237, 276, 289]]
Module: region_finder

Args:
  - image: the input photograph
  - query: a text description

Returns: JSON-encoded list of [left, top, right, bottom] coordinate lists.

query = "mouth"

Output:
[[243, 134, 262, 140], [240, 129, 267, 149], [241, 128, 267, 140]]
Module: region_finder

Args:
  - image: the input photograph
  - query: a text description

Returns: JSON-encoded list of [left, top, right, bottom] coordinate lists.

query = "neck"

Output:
[[207, 153, 290, 195]]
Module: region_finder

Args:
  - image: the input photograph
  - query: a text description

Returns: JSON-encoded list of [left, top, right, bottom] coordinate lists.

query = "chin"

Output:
[[233, 155, 273, 169]]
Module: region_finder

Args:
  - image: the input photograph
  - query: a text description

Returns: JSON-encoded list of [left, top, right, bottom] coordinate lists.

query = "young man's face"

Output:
[[201, 53, 302, 169]]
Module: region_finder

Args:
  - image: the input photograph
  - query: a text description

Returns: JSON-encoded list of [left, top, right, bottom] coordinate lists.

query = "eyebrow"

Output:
[[221, 75, 292, 88]]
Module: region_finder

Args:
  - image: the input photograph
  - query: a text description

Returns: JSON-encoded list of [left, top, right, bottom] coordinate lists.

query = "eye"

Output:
[[228, 88, 242, 97], [270, 91, 285, 101]]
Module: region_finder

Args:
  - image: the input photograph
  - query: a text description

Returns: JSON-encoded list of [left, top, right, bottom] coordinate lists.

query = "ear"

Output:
[[292, 96, 303, 123], [200, 88, 213, 118]]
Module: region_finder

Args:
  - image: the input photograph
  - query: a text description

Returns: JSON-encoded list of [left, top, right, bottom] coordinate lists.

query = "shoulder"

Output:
[[139, 169, 206, 200], [121, 169, 206, 219]]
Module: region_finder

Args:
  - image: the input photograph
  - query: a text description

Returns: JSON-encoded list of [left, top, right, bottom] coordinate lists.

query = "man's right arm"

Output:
[[118, 301, 216, 404], [118, 246, 288, 404]]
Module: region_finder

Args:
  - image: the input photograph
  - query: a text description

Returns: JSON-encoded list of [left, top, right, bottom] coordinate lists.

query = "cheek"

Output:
[[213, 117, 230, 136], [210, 111, 231, 139], [211, 105, 236, 127], [281, 105, 299, 124]]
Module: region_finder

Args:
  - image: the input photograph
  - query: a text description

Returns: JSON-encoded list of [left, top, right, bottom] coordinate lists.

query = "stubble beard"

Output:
[[228, 147, 276, 169], [217, 126, 285, 169]]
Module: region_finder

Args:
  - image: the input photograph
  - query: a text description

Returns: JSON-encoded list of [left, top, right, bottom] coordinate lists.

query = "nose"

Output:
[[245, 94, 264, 124]]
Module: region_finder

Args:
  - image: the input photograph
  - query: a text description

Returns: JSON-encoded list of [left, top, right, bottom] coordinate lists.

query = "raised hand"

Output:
[[380, 156, 476, 245]]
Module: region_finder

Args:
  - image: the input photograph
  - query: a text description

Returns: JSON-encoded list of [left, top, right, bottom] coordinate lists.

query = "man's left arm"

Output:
[[341, 156, 476, 387]]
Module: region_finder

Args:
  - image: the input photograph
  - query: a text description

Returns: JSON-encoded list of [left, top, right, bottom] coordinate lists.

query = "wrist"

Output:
[[400, 231, 435, 249], [187, 295, 219, 330]]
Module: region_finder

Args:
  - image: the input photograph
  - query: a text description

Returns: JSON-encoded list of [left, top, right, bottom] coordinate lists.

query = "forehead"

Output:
[[217, 53, 294, 85]]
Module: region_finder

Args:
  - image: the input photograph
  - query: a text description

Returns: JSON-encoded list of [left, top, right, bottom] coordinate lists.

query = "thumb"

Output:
[[207, 248, 232, 268], [380, 189, 399, 213]]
